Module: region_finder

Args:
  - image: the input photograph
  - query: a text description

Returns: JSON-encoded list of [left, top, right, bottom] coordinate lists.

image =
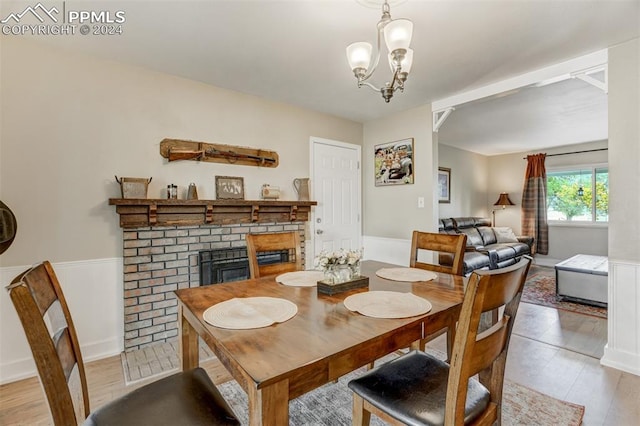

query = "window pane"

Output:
[[547, 169, 592, 221], [595, 168, 609, 222]]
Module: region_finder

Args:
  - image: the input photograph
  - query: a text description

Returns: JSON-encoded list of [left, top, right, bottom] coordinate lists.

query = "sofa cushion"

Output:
[[477, 226, 497, 245], [489, 245, 518, 263], [493, 227, 519, 243], [484, 243, 531, 269], [441, 218, 455, 231], [458, 227, 484, 247], [453, 217, 476, 229], [505, 242, 531, 257], [473, 218, 492, 227], [463, 251, 491, 274]]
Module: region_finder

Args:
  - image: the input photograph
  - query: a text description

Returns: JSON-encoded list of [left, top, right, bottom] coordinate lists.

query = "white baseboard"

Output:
[[601, 345, 640, 376], [0, 258, 124, 384]]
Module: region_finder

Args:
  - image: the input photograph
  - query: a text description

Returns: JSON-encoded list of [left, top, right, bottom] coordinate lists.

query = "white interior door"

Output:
[[310, 137, 362, 265]]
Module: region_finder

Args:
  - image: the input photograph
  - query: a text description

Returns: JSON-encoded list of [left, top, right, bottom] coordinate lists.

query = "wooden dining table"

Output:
[[175, 260, 465, 426]]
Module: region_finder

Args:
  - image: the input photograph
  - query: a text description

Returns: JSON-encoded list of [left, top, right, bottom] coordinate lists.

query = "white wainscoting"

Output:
[[362, 235, 411, 267], [601, 259, 640, 376], [0, 258, 123, 384]]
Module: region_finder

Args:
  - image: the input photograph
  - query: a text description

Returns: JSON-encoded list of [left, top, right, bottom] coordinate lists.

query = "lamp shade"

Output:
[[388, 48, 413, 73], [383, 18, 413, 53], [493, 193, 515, 207], [346, 42, 373, 71]]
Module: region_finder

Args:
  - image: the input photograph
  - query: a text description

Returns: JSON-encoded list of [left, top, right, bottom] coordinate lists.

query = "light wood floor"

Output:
[[1, 303, 638, 425]]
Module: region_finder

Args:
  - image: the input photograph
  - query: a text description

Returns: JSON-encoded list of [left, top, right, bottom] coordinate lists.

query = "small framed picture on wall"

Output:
[[215, 176, 245, 200], [438, 167, 451, 203]]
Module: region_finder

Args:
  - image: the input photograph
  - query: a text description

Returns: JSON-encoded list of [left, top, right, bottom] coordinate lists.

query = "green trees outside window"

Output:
[[547, 167, 608, 222]]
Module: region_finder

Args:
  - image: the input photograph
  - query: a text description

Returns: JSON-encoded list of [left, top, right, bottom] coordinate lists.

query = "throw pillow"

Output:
[[493, 227, 519, 243]]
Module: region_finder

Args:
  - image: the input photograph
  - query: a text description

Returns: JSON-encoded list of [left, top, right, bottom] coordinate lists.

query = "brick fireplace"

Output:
[[110, 198, 316, 351]]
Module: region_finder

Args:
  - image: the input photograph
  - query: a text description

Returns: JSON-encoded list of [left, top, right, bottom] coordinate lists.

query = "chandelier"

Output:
[[346, 0, 414, 103]]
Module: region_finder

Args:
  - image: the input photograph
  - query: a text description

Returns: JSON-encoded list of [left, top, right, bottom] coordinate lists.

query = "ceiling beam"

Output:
[[431, 49, 608, 113]]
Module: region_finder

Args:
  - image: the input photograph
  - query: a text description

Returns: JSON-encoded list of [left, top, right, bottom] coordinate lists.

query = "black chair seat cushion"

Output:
[[348, 351, 490, 426], [84, 367, 239, 426]]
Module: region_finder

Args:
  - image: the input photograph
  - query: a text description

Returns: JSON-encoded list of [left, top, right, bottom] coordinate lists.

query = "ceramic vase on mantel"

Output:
[[293, 178, 310, 201]]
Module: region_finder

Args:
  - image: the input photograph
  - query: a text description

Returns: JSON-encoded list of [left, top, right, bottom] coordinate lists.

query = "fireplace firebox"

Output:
[[199, 248, 289, 285]]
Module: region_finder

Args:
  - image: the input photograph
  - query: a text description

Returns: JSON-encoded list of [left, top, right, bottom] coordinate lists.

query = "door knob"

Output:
[[316, 229, 324, 235]]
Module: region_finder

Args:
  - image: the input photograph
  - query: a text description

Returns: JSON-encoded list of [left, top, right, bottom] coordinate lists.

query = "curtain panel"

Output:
[[522, 154, 549, 255]]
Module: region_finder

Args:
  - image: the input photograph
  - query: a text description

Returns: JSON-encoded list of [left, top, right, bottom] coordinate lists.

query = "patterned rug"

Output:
[[218, 354, 585, 426], [522, 266, 607, 319]]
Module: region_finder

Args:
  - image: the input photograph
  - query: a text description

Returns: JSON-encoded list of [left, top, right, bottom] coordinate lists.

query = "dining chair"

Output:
[[6, 261, 240, 426], [410, 231, 467, 359], [349, 256, 531, 426], [410, 230, 467, 276], [246, 231, 302, 278]]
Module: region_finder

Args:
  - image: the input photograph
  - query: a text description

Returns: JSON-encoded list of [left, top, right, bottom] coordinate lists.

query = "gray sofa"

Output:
[[439, 217, 534, 275]]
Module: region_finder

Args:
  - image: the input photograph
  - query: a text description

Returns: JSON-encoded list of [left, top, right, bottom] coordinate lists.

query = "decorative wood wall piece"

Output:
[[160, 138, 279, 168], [109, 199, 316, 228]]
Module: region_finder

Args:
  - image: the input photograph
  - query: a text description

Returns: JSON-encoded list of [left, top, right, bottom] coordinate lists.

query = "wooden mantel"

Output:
[[109, 198, 317, 228]]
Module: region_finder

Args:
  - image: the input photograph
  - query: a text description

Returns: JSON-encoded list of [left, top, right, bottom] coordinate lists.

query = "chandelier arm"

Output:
[[360, 81, 383, 92]]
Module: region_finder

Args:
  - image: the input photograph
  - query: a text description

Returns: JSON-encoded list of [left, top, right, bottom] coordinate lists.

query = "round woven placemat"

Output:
[[375, 267, 438, 282], [276, 270, 325, 287], [203, 297, 298, 329], [344, 291, 432, 319]]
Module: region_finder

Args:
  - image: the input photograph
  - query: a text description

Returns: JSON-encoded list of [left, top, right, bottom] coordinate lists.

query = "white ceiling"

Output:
[[437, 74, 609, 156], [4, 0, 639, 155]]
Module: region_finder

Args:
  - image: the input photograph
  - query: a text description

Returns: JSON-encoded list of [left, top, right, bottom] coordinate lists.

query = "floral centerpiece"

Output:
[[314, 248, 363, 284]]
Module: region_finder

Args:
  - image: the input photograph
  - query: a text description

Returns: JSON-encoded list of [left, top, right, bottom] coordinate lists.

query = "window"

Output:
[[547, 166, 608, 223]]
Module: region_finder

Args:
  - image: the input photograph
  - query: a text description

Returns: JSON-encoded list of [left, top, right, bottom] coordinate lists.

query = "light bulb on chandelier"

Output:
[[346, 1, 414, 103]]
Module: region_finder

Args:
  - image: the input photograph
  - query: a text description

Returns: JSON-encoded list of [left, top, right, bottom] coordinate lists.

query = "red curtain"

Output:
[[522, 154, 548, 255]]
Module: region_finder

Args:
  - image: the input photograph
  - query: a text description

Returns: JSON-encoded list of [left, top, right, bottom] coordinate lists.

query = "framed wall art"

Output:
[[215, 176, 245, 200], [438, 167, 451, 203], [374, 138, 414, 186]]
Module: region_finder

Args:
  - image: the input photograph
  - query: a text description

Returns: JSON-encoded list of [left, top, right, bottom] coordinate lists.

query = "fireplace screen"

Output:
[[199, 248, 289, 285]]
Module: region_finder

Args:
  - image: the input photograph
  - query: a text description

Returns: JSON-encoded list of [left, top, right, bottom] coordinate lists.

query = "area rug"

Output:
[[522, 266, 607, 319], [218, 364, 585, 426]]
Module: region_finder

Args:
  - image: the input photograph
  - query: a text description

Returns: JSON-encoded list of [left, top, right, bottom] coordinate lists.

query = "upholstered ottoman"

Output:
[[555, 254, 608, 307]]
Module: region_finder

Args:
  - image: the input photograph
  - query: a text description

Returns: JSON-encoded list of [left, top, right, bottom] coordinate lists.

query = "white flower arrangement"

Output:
[[314, 248, 363, 270]]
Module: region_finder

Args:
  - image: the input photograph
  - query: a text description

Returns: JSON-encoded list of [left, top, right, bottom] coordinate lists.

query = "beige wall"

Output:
[[438, 144, 489, 220], [363, 105, 435, 239], [0, 38, 362, 266]]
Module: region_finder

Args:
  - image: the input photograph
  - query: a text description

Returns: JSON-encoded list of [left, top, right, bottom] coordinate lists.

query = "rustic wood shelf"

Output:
[[109, 199, 317, 228]]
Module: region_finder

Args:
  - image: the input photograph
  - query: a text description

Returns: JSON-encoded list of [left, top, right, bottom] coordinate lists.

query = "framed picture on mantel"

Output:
[[215, 176, 245, 200], [438, 167, 451, 203]]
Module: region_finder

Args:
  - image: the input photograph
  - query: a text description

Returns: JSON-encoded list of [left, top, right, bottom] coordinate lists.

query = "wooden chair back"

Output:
[[410, 231, 467, 276], [6, 261, 90, 425], [445, 256, 532, 425], [246, 231, 302, 278]]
